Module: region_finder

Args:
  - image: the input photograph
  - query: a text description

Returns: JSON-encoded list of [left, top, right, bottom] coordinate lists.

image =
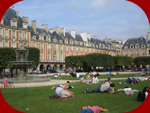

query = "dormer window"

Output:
[[130, 44, 134, 48], [24, 24, 27, 28], [80, 42, 82, 46], [84, 42, 86, 46], [32, 36, 36, 40], [65, 39, 68, 44], [70, 40, 73, 44], [141, 44, 145, 48], [135, 44, 139, 48], [40, 36, 43, 40], [12, 21, 16, 26], [59, 40, 63, 43], [124, 46, 128, 49]]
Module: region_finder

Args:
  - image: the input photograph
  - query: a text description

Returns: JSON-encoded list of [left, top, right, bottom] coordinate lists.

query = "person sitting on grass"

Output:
[[52, 86, 74, 98], [124, 77, 142, 85], [86, 73, 92, 79], [81, 105, 108, 113], [91, 75, 99, 84], [79, 76, 86, 84], [83, 81, 115, 93]]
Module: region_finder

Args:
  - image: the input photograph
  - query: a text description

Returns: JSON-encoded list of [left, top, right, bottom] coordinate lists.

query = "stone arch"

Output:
[[53, 64, 57, 70], [47, 65, 50, 71], [40, 64, 44, 71]]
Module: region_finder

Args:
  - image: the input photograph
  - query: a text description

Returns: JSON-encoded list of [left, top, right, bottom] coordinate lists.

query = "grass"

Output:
[[1, 79, 150, 113]]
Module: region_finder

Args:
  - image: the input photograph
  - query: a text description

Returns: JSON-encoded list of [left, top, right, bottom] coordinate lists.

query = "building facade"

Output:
[[0, 8, 127, 72]]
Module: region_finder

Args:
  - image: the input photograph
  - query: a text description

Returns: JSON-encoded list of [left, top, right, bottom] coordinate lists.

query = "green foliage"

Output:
[[113, 56, 133, 66], [0, 47, 16, 70], [134, 56, 150, 65], [26, 47, 40, 67]]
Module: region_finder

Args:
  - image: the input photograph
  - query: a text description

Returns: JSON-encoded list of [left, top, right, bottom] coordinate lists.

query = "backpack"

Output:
[[137, 91, 145, 101], [125, 90, 135, 96]]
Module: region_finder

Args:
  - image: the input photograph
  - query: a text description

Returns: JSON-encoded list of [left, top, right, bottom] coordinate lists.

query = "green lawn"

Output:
[[1, 80, 150, 113]]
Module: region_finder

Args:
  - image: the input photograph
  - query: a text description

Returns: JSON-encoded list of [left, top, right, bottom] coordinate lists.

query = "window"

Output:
[[93, 49, 95, 53], [24, 32, 27, 40], [41, 42, 43, 49], [54, 44, 56, 51], [142, 50, 145, 55], [141, 44, 145, 48], [5, 41, 8, 47], [5, 29, 8, 38], [76, 47, 78, 52], [41, 52, 43, 61], [135, 45, 139, 48], [40, 36, 43, 40], [130, 45, 134, 48], [81, 47, 82, 53], [60, 45, 62, 51], [0, 40, 2, 47], [24, 24, 27, 28], [48, 53, 50, 61], [125, 52, 127, 56], [54, 53, 56, 61], [60, 54, 63, 61], [19, 31, 22, 39], [71, 46, 73, 52], [12, 30, 15, 38], [66, 46, 68, 52], [136, 51, 139, 56], [48, 43, 50, 50], [131, 51, 133, 57], [12, 21, 16, 26], [12, 42, 15, 48], [85, 48, 87, 53], [89, 48, 91, 53], [33, 42, 36, 47], [0, 28, 2, 37]]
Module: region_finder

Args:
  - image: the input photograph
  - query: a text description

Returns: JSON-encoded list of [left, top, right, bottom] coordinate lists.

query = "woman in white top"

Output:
[[91, 75, 99, 84]]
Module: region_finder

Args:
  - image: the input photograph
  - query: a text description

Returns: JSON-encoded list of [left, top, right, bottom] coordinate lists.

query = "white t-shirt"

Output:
[[145, 92, 148, 98], [123, 88, 132, 92], [92, 77, 99, 83]]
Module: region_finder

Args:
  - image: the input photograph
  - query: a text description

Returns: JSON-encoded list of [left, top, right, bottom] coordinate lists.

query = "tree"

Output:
[[0, 48, 16, 75]]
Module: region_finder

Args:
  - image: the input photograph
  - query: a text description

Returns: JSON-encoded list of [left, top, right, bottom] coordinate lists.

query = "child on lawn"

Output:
[[3, 76, 7, 88]]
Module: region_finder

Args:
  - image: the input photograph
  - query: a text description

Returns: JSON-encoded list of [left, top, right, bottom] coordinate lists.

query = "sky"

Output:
[[11, 0, 150, 41]]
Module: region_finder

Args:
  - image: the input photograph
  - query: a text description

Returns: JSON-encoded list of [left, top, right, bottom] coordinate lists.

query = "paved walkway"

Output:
[[0, 71, 148, 88]]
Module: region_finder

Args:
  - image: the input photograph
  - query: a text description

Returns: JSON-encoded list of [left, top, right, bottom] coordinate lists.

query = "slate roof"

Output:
[[75, 34, 83, 42], [3, 8, 23, 28], [122, 37, 147, 49]]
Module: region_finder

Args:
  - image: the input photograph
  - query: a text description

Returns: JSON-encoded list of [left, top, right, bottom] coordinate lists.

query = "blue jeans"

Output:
[[80, 109, 94, 113], [126, 77, 135, 84], [86, 85, 101, 93]]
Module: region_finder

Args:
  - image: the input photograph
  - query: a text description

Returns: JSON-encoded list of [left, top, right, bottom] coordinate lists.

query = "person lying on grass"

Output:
[[83, 81, 115, 93], [81, 105, 108, 113], [124, 77, 142, 85], [52, 86, 74, 98], [51, 81, 71, 89]]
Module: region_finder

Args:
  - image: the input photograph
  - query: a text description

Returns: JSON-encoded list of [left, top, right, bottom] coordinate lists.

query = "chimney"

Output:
[[22, 17, 28, 23], [31, 20, 36, 33], [80, 32, 87, 42], [16, 11, 19, 17], [49, 28, 55, 34], [93, 36, 97, 39], [41, 24, 48, 33], [146, 32, 150, 43], [141, 35, 144, 40], [55, 27, 59, 35], [87, 33, 91, 40], [60, 27, 65, 36], [71, 29, 75, 39]]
